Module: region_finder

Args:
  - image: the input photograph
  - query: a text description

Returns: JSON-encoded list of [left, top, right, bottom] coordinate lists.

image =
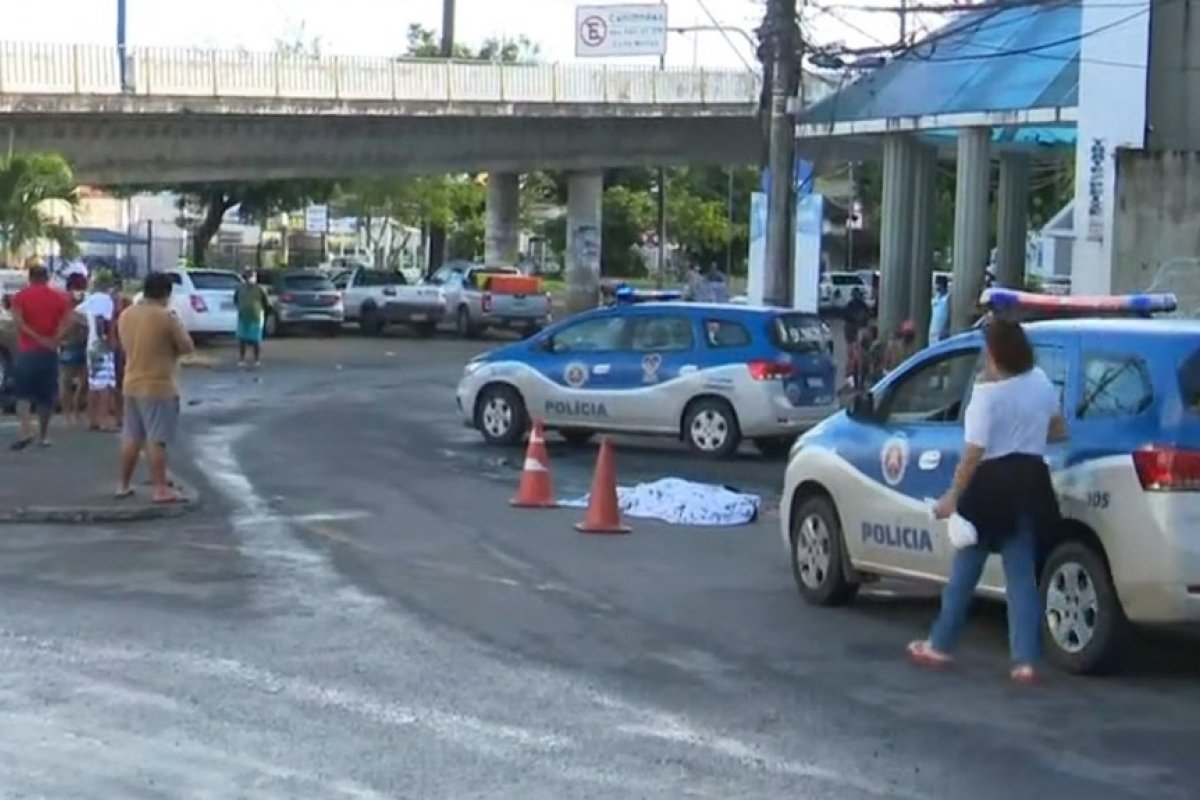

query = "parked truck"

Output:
[[332, 267, 447, 337], [425, 262, 552, 338]]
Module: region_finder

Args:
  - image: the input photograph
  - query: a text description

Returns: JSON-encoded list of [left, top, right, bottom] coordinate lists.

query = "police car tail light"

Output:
[[747, 360, 795, 381], [1132, 446, 1200, 491], [481, 292, 493, 313]]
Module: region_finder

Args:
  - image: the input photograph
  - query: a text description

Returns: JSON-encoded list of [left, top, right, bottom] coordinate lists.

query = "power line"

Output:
[[693, 0, 758, 73]]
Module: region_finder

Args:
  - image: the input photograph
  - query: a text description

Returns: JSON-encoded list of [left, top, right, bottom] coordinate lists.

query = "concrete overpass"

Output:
[[0, 42, 761, 184]]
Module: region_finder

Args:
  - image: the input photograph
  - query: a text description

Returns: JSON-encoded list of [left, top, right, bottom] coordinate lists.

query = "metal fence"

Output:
[[0, 42, 759, 105]]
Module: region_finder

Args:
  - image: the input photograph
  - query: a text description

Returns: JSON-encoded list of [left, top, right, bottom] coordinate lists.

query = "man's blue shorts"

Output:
[[12, 349, 60, 410]]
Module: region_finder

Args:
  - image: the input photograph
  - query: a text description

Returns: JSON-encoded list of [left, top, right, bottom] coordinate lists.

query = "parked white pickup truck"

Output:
[[426, 262, 552, 338], [332, 267, 447, 336]]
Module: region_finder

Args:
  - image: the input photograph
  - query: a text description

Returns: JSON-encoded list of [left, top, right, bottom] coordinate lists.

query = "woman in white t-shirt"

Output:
[[78, 276, 118, 431], [908, 318, 1067, 684]]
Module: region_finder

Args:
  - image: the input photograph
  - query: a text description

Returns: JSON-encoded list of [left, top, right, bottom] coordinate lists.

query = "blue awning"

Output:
[[801, 1, 1079, 136], [74, 226, 147, 246]]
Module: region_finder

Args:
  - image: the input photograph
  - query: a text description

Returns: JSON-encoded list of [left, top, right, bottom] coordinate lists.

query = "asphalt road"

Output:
[[0, 331, 1197, 799]]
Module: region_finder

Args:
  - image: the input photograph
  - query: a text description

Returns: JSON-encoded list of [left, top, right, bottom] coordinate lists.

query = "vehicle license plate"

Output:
[[806, 376, 825, 388], [410, 313, 427, 322]]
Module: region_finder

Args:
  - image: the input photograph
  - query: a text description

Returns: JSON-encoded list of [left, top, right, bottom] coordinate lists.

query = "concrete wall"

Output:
[[1111, 150, 1200, 294], [1, 106, 759, 184], [1146, 0, 1200, 150]]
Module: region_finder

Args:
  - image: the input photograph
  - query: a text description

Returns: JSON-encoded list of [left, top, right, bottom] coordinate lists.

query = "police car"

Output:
[[456, 301, 838, 458], [781, 289, 1200, 674]]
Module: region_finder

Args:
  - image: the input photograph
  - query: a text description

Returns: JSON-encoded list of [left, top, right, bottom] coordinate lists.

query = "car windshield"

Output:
[[770, 313, 825, 354], [189, 271, 242, 291], [283, 274, 334, 292]]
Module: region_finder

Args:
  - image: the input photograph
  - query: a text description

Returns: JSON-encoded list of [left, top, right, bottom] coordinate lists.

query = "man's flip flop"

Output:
[[10, 439, 32, 451], [152, 492, 188, 505], [114, 488, 136, 499]]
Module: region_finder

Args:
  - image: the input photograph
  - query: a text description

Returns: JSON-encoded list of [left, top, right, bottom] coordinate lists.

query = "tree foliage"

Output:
[[0, 152, 80, 263]]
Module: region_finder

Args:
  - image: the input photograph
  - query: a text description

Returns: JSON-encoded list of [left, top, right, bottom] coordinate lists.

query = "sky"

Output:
[[6, 0, 932, 70]]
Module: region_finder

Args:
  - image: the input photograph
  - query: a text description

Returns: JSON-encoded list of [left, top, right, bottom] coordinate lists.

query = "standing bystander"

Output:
[[58, 273, 90, 427], [9, 262, 74, 449], [233, 268, 269, 368], [115, 272, 194, 502], [80, 273, 119, 431]]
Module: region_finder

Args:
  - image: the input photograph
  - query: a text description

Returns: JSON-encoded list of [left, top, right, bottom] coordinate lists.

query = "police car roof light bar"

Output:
[[979, 288, 1178, 319], [613, 287, 684, 304]]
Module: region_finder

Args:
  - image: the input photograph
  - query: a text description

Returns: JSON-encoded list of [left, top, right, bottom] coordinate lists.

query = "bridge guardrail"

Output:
[[0, 42, 760, 105]]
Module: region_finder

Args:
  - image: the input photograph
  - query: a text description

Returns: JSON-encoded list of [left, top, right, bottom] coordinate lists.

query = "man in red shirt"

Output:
[[9, 262, 73, 449]]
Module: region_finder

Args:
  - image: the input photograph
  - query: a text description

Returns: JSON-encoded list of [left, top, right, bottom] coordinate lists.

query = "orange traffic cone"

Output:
[[511, 418, 557, 508], [575, 437, 630, 534]]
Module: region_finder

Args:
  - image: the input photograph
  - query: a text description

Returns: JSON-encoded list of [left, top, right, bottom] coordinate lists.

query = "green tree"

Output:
[[402, 23, 539, 63], [601, 184, 655, 275], [0, 152, 80, 264]]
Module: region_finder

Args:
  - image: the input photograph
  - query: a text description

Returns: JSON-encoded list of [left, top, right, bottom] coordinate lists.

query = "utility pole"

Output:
[[117, 0, 128, 92], [899, 0, 908, 45], [426, 0, 455, 273], [656, 53, 668, 289], [762, 0, 801, 308]]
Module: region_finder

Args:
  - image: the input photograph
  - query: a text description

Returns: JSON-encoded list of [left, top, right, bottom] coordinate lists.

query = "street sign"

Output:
[[304, 205, 329, 234], [575, 4, 668, 58]]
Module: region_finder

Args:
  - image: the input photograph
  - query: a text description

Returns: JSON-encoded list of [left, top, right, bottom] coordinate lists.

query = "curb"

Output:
[[0, 476, 200, 525]]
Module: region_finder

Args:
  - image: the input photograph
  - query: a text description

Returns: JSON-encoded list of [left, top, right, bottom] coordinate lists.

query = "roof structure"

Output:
[[798, 0, 1080, 149]]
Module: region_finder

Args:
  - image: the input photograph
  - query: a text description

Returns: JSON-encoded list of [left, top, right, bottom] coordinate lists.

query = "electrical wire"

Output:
[[693, 0, 759, 73]]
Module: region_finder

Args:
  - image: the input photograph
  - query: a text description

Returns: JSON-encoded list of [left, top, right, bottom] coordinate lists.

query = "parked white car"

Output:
[[136, 268, 243, 336], [819, 272, 873, 312]]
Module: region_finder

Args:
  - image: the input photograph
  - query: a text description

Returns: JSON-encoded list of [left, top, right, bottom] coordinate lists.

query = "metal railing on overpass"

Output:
[[0, 42, 760, 106]]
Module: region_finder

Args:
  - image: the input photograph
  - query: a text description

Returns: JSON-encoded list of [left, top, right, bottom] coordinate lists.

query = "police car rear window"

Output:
[[770, 314, 824, 354], [1179, 348, 1200, 412]]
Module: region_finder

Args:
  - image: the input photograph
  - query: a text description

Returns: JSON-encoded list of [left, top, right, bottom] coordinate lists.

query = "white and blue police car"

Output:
[[456, 300, 838, 458], [781, 289, 1200, 674]]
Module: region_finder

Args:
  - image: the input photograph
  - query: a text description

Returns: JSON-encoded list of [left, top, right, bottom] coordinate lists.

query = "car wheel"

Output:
[[682, 397, 741, 458], [790, 494, 859, 606], [455, 306, 477, 339], [754, 436, 794, 459], [412, 321, 437, 338], [361, 305, 384, 336], [560, 428, 593, 446], [0, 348, 13, 414], [1040, 540, 1129, 675], [474, 384, 528, 446]]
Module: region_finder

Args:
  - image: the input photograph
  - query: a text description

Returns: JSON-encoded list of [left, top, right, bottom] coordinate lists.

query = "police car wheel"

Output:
[[683, 398, 741, 458], [1040, 541, 1128, 675], [790, 495, 858, 606], [474, 384, 528, 446]]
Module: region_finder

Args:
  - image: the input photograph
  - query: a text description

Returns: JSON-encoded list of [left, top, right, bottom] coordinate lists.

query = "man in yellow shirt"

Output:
[[116, 272, 195, 503]]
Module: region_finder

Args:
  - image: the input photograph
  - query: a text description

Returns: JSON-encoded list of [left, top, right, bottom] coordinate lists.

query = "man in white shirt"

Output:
[[78, 274, 118, 431]]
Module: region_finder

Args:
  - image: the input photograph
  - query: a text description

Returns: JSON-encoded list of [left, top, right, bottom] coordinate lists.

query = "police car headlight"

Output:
[[463, 360, 484, 376]]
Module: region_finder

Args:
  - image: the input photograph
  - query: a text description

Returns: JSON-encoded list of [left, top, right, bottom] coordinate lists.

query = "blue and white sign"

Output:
[[747, 192, 767, 306], [793, 193, 823, 313]]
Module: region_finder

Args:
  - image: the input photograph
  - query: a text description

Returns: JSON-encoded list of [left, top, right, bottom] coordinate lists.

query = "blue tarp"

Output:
[[74, 226, 148, 246], [804, 1, 1080, 136]]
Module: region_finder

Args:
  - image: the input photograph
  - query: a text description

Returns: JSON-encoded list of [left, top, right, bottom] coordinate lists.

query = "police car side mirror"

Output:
[[847, 391, 875, 420]]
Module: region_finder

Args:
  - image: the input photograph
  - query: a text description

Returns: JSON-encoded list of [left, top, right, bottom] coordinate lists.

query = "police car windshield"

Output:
[[770, 313, 824, 354]]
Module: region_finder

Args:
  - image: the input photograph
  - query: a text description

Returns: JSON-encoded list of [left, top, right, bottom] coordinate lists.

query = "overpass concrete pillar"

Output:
[[484, 172, 521, 266], [566, 171, 604, 314], [908, 144, 939, 347], [879, 134, 915, 337], [951, 126, 992, 333], [995, 153, 1031, 289]]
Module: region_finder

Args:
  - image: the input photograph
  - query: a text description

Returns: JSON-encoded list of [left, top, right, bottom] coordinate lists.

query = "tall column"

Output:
[[879, 134, 915, 336], [995, 153, 1031, 289], [951, 127, 992, 333], [908, 144, 938, 347], [484, 172, 521, 266], [565, 171, 603, 314]]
